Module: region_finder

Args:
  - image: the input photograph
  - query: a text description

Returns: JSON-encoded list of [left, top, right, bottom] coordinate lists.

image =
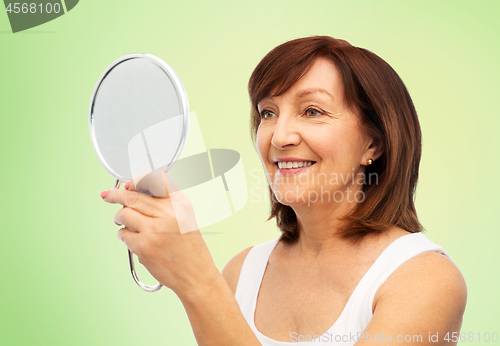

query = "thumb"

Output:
[[128, 170, 170, 197]]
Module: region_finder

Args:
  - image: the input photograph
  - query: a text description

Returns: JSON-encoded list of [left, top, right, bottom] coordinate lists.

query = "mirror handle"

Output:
[[114, 179, 163, 293], [128, 249, 163, 292]]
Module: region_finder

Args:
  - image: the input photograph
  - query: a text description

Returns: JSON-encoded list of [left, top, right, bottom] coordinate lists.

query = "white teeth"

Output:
[[277, 161, 314, 169]]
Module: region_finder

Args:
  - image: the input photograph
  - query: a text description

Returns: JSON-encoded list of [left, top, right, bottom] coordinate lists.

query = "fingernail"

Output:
[[115, 221, 121, 226], [101, 191, 109, 199], [125, 181, 130, 190]]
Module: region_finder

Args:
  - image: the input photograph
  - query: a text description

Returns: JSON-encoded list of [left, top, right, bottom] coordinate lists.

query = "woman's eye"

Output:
[[305, 108, 322, 117], [260, 110, 276, 119]]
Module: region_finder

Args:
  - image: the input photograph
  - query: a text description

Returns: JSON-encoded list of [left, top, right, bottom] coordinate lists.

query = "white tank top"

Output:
[[235, 232, 453, 345]]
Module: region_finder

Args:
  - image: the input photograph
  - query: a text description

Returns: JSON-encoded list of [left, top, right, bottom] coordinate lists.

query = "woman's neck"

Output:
[[290, 191, 364, 260]]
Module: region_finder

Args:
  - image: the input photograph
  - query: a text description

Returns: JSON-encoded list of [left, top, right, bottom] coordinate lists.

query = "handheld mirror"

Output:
[[89, 54, 190, 292]]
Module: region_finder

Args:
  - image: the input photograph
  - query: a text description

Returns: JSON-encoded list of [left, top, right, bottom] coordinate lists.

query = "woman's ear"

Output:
[[362, 136, 384, 165]]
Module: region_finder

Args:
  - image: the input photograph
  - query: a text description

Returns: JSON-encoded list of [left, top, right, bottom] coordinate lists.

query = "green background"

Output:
[[1, 0, 499, 344]]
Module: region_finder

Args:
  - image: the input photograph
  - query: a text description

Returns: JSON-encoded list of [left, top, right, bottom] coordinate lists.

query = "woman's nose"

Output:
[[271, 114, 301, 149]]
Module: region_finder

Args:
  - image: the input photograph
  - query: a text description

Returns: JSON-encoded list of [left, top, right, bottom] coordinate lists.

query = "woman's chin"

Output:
[[271, 185, 351, 208], [272, 189, 314, 207], [275, 198, 300, 207]]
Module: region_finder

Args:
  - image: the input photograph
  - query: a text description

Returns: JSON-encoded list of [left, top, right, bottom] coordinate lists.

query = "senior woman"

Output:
[[102, 36, 467, 345]]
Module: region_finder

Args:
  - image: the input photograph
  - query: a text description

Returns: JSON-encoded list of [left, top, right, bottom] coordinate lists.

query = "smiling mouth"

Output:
[[276, 161, 316, 169]]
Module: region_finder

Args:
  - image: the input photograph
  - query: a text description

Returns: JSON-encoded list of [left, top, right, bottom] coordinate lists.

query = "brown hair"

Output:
[[248, 36, 423, 244]]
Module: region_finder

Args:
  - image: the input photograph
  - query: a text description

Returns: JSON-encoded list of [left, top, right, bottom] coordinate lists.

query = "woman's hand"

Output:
[[101, 171, 264, 346], [100, 171, 219, 299]]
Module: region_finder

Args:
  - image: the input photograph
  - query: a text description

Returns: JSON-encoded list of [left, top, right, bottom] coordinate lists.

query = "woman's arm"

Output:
[[355, 251, 467, 346], [102, 174, 261, 346], [179, 247, 258, 346], [222, 246, 254, 294]]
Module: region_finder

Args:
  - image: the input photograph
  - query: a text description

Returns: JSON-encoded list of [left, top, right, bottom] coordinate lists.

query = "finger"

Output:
[[115, 207, 152, 233], [117, 227, 140, 253], [136, 170, 170, 198], [124, 180, 134, 191], [127, 170, 152, 193], [102, 189, 163, 217], [127, 170, 180, 198], [124, 170, 153, 192]]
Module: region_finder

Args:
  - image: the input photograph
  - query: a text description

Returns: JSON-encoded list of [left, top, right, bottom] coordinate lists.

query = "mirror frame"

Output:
[[88, 53, 190, 182]]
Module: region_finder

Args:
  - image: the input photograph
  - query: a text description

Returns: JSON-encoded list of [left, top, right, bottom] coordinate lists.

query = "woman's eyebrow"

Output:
[[257, 98, 277, 110], [295, 88, 334, 100]]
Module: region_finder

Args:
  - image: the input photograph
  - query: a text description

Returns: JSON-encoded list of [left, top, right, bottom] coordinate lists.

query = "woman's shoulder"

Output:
[[370, 227, 467, 310], [222, 246, 255, 295], [368, 232, 467, 338], [375, 248, 467, 306], [222, 237, 282, 294]]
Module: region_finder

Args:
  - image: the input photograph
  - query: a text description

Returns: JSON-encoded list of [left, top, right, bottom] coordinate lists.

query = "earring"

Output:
[[367, 159, 373, 165]]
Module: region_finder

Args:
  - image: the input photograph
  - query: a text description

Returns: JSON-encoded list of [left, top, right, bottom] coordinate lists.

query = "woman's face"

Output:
[[256, 57, 377, 207]]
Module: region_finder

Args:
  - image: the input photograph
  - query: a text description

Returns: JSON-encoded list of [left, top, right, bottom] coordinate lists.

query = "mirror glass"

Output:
[[89, 54, 189, 189]]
